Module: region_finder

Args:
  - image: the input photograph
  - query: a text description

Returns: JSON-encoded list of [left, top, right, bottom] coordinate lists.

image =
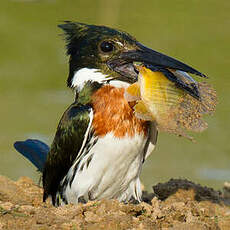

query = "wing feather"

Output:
[[42, 102, 93, 204]]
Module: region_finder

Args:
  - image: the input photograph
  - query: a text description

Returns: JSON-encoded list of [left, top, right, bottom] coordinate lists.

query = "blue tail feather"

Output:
[[14, 139, 49, 172]]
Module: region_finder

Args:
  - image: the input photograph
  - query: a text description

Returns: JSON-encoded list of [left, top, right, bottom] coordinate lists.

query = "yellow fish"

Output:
[[125, 66, 217, 139]]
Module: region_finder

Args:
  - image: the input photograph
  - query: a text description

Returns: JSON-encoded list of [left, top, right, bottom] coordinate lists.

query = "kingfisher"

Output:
[[14, 22, 206, 206]]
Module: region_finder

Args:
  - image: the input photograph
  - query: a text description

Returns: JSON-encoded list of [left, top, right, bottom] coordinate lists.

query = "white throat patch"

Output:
[[72, 67, 131, 91], [72, 68, 109, 91]]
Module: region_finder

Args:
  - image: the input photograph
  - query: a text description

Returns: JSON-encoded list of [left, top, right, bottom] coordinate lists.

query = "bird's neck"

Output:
[[76, 81, 102, 105]]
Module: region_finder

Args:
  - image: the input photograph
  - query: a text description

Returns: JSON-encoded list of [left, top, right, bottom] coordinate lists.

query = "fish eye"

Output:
[[99, 41, 114, 53]]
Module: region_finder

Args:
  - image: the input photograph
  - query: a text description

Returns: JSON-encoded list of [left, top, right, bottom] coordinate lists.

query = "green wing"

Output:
[[42, 102, 92, 203]]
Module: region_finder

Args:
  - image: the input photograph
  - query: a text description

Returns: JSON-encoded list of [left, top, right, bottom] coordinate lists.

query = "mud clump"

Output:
[[0, 176, 230, 229]]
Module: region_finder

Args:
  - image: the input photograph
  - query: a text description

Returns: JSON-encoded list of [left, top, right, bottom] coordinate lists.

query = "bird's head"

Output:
[[59, 21, 206, 99]]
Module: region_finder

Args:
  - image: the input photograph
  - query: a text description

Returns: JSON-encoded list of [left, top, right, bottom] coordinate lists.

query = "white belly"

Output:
[[61, 132, 148, 204]]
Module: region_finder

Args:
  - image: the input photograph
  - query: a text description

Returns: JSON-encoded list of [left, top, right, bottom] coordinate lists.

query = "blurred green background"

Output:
[[1, 0, 229, 191]]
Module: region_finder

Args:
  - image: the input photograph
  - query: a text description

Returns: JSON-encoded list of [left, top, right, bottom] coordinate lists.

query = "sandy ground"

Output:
[[0, 176, 230, 230]]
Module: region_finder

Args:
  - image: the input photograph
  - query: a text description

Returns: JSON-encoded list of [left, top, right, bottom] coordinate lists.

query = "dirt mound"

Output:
[[0, 176, 230, 229]]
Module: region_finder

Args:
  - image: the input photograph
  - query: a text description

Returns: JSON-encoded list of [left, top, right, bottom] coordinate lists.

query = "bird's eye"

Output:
[[100, 41, 114, 53]]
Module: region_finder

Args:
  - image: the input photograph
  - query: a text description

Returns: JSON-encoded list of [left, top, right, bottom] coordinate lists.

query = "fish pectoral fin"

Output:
[[124, 82, 141, 102], [134, 101, 153, 121]]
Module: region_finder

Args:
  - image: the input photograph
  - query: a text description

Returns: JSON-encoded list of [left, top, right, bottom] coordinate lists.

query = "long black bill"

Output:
[[109, 42, 207, 100], [121, 43, 207, 79]]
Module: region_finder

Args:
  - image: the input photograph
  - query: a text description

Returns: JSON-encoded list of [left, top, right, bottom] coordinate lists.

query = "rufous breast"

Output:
[[92, 85, 148, 138]]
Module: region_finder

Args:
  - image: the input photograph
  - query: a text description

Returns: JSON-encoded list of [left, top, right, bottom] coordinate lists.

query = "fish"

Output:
[[125, 66, 217, 140]]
